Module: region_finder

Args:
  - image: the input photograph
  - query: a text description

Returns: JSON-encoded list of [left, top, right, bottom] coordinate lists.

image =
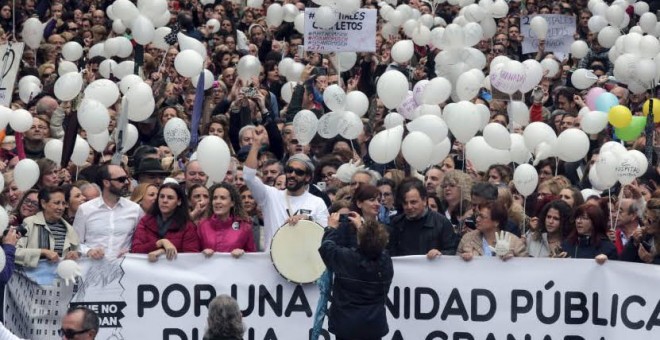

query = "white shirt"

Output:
[[0, 322, 22, 340], [244, 166, 328, 250], [73, 197, 143, 258]]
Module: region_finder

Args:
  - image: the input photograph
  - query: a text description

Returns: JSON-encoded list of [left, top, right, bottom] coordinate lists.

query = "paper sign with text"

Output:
[[0, 42, 25, 106], [521, 14, 575, 60], [304, 9, 377, 53]]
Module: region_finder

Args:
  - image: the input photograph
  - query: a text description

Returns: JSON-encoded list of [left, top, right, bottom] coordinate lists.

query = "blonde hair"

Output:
[[130, 183, 157, 204]]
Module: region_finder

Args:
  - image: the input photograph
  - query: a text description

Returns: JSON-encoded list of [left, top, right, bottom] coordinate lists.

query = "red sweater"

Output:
[[197, 215, 256, 252], [131, 215, 201, 254], [529, 103, 543, 122]]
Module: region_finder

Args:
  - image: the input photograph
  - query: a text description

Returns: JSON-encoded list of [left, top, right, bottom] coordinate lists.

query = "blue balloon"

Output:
[[595, 92, 619, 113]]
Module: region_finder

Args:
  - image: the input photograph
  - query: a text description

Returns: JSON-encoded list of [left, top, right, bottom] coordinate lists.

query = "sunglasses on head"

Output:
[[284, 166, 306, 176], [58, 328, 90, 338]]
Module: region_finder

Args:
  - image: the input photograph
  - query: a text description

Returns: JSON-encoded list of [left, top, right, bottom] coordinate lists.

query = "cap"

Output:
[[287, 153, 315, 174]]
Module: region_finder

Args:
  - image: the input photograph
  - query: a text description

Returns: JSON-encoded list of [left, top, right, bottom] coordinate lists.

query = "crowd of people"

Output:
[[0, 0, 659, 338]]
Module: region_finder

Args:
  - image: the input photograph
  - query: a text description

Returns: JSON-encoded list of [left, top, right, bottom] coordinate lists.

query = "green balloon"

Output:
[[615, 116, 646, 141]]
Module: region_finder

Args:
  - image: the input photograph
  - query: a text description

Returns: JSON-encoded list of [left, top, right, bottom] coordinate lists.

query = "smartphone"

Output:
[[316, 181, 327, 191], [314, 67, 327, 76], [464, 218, 476, 230], [339, 213, 350, 224], [297, 45, 304, 59], [642, 239, 653, 252]]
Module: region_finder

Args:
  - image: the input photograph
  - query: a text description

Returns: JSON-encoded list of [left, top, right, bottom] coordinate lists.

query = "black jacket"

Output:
[[319, 225, 393, 339], [388, 209, 457, 256], [561, 236, 618, 260], [620, 237, 660, 265]]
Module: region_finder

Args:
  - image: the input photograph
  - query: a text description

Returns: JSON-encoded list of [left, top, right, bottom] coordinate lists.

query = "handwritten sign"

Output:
[[0, 43, 25, 106], [304, 9, 377, 53], [521, 14, 575, 61]]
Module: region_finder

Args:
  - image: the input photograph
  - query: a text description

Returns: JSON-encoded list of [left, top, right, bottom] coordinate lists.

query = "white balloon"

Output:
[[315, 6, 337, 29], [114, 61, 135, 79], [598, 26, 621, 48], [318, 111, 339, 138], [596, 150, 620, 186], [428, 138, 452, 166], [0, 207, 7, 230], [14, 159, 39, 191], [571, 68, 598, 90], [113, 0, 139, 24], [571, 40, 590, 59], [480, 16, 497, 38], [406, 115, 448, 144], [510, 133, 532, 164], [445, 101, 480, 143], [490, 61, 526, 94], [58, 60, 78, 76], [84, 79, 120, 108], [384, 112, 405, 129], [455, 71, 481, 101], [18, 82, 40, 104], [21, 18, 44, 49], [524, 121, 557, 151], [556, 128, 589, 162], [636, 58, 657, 83], [131, 15, 155, 45], [62, 42, 84, 61], [280, 81, 295, 104], [293, 110, 319, 145], [530, 16, 548, 39], [44, 139, 63, 164], [422, 77, 452, 105], [540, 58, 560, 78], [99, 59, 117, 79], [119, 74, 143, 94], [629, 149, 649, 177], [197, 136, 231, 181], [191, 69, 214, 90], [10, 109, 33, 133], [177, 33, 207, 58], [476, 103, 490, 130], [369, 126, 404, 164], [463, 22, 483, 47], [345, 91, 369, 117], [605, 4, 625, 26], [207, 19, 220, 33], [77, 99, 109, 134], [483, 122, 511, 150], [639, 12, 657, 33], [122, 124, 139, 151], [402, 132, 434, 169], [509, 101, 529, 126], [174, 50, 204, 78], [392, 40, 414, 63], [337, 111, 363, 139], [87, 130, 110, 152], [294, 12, 305, 33], [490, 0, 509, 18], [323, 85, 346, 112], [152, 27, 172, 50], [377, 71, 409, 109], [18, 75, 41, 90], [54, 72, 83, 101], [71, 136, 91, 166], [0, 106, 10, 130], [588, 15, 609, 32], [236, 55, 261, 82], [164, 118, 190, 156], [615, 152, 641, 185], [639, 35, 660, 59], [266, 3, 284, 27], [116, 37, 134, 58], [283, 3, 299, 22], [124, 83, 155, 122], [581, 110, 608, 134], [513, 164, 539, 196], [412, 25, 432, 46], [337, 52, 357, 72], [634, 1, 650, 15], [112, 19, 127, 34]]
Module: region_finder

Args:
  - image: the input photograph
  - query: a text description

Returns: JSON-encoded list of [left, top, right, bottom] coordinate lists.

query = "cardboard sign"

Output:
[[304, 9, 377, 53], [521, 14, 575, 61]]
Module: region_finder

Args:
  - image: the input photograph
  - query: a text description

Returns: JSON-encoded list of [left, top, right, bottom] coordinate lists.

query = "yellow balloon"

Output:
[[643, 99, 660, 123], [608, 105, 632, 128]]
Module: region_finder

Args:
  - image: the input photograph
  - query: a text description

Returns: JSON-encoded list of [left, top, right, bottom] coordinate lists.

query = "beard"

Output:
[[109, 184, 129, 197], [285, 176, 306, 192]]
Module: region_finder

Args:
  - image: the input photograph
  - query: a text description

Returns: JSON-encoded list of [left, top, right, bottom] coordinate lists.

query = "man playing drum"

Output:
[[244, 130, 329, 250]]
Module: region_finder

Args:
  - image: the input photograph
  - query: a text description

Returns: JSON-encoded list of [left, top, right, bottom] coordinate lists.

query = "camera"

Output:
[[3, 225, 27, 238], [240, 86, 258, 98], [339, 213, 350, 224]]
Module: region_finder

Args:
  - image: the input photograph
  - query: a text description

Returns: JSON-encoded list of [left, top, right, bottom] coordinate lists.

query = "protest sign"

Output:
[[521, 14, 575, 60], [304, 9, 377, 53], [0, 43, 25, 106], [6, 255, 660, 340]]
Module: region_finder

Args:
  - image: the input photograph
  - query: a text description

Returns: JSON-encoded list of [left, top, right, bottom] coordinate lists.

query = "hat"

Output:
[[134, 158, 170, 176], [287, 153, 315, 173]]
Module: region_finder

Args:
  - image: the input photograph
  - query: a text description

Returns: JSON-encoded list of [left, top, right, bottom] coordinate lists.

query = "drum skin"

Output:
[[270, 220, 326, 284]]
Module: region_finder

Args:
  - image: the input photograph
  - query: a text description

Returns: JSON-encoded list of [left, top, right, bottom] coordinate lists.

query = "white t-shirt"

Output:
[[244, 166, 329, 250]]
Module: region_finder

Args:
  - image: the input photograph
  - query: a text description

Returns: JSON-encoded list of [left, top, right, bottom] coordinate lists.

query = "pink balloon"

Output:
[[585, 87, 606, 111]]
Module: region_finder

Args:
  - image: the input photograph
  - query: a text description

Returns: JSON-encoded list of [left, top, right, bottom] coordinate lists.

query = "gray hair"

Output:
[[352, 169, 381, 186], [79, 183, 101, 195], [238, 125, 256, 143], [630, 198, 646, 221], [203, 295, 244, 340]]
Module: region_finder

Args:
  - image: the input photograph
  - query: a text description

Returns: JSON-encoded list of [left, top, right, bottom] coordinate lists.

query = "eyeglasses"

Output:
[[284, 166, 306, 176], [58, 328, 90, 338], [23, 199, 38, 208], [108, 176, 129, 183], [576, 215, 590, 221]]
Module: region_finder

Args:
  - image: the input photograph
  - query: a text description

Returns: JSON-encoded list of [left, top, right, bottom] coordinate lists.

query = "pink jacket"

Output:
[[197, 215, 256, 252]]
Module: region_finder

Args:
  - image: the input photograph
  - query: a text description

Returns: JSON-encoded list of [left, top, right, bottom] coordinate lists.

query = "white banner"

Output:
[[304, 9, 376, 53], [0, 42, 25, 106], [521, 14, 575, 61], [6, 254, 660, 340]]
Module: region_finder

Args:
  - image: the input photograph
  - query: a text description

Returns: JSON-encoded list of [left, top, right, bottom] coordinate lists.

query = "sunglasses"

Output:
[[58, 328, 90, 338], [108, 176, 129, 183], [284, 166, 306, 176]]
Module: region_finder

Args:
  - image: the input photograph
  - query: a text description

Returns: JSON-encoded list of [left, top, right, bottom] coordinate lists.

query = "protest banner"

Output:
[[5, 254, 660, 340], [304, 9, 377, 53], [0, 42, 25, 106], [521, 14, 575, 61]]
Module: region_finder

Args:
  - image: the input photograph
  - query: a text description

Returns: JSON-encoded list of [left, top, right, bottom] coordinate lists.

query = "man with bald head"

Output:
[[610, 85, 630, 106], [74, 164, 143, 260], [184, 160, 208, 190], [35, 96, 58, 117]]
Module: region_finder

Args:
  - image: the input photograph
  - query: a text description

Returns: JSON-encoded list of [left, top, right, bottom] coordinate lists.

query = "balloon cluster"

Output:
[[590, 142, 648, 190]]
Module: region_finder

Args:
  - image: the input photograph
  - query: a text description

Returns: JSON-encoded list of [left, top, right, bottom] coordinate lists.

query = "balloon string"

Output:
[[75, 165, 79, 182], [554, 157, 558, 176], [608, 188, 614, 231], [159, 48, 169, 71], [612, 185, 625, 232], [11, 0, 15, 41], [522, 199, 527, 236]]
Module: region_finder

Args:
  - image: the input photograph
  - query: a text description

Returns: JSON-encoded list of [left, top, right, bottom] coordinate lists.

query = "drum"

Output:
[[270, 220, 326, 284]]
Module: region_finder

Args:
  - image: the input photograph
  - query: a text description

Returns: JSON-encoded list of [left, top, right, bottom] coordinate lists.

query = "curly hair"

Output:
[[357, 220, 390, 260], [208, 183, 247, 219], [203, 295, 244, 340]]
